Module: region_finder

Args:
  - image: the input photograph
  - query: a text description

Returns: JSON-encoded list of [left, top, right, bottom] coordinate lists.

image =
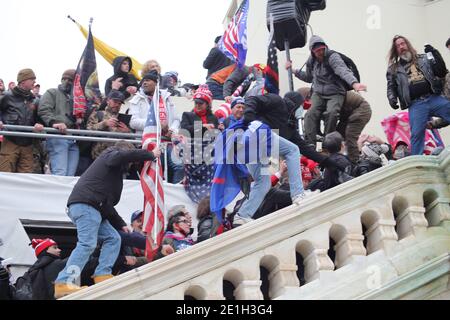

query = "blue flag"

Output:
[[210, 119, 272, 222]]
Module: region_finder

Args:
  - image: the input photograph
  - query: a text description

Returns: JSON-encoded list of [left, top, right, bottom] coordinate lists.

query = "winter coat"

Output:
[[196, 215, 217, 243], [203, 47, 233, 79], [0, 87, 39, 146], [180, 111, 219, 137], [104, 56, 139, 100], [386, 54, 445, 109], [0, 266, 14, 300], [294, 35, 358, 96], [128, 89, 180, 135], [38, 87, 76, 128], [67, 147, 156, 229], [26, 253, 67, 300], [222, 66, 250, 97], [339, 91, 371, 122], [317, 153, 353, 191], [243, 93, 327, 164]]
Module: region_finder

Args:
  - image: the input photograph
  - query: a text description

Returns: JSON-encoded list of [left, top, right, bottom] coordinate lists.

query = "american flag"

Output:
[[264, 15, 279, 95], [140, 87, 165, 261], [218, 0, 249, 69]]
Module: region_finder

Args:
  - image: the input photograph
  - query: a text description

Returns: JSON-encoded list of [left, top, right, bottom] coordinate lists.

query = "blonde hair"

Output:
[[141, 59, 161, 77]]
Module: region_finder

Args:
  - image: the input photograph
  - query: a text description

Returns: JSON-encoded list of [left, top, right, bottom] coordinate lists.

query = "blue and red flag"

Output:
[[218, 0, 249, 69], [210, 119, 272, 222], [210, 121, 249, 222]]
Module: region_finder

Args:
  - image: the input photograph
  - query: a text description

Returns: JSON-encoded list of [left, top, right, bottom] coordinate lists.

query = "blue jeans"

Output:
[[238, 133, 303, 219], [46, 138, 79, 176], [409, 95, 450, 155], [206, 81, 224, 100], [164, 144, 184, 184], [55, 203, 121, 284]]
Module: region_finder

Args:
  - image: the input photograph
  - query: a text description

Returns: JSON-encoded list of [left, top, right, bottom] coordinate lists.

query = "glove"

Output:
[[389, 99, 399, 110], [424, 44, 435, 54], [0, 266, 9, 280]]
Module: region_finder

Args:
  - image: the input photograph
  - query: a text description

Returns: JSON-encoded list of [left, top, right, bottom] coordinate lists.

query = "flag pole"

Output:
[[153, 84, 161, 247]]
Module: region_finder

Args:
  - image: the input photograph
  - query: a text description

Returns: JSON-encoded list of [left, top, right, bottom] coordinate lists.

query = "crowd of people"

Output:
[[1, 34, 450, 299]]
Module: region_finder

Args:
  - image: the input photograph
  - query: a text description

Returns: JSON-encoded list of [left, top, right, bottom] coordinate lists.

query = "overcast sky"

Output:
[[0, 0, 231, 92]]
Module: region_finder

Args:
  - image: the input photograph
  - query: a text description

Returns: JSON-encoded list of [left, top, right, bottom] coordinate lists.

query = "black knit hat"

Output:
[[107, 90, 125, 103], [141, 70, 159, 83]]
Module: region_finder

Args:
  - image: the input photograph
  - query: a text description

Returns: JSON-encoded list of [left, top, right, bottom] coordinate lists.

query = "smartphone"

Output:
[[117, 113, 132, 127]]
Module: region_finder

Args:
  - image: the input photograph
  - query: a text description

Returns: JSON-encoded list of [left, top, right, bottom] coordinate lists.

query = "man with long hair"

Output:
[[386, 35, 449, 155]]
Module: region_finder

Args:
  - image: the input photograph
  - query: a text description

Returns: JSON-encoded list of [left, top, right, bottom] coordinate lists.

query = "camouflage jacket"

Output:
[[87, 107, 130, 159]]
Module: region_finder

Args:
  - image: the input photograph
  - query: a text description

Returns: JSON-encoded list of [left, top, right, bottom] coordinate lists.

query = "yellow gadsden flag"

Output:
[[71, 17, 143, 80]]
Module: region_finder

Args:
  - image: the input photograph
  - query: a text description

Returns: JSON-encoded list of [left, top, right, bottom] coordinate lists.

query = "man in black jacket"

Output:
[[233, 92, 337, 226], [54, 141, 160, 298], [0, 68, 44, 173], [386, 35, 449, 155]]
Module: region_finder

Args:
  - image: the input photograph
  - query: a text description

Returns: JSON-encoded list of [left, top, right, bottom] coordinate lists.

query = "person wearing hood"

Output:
[[54, 141, 161, 298], [0, 68, 44, 173], [233, 92, 339, 226], [286, 35, 367, 147], [38, 69, 79, 176], [104, 56, 138, 100]]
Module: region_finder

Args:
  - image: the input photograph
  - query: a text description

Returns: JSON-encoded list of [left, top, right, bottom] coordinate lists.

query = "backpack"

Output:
[[14, 271, 35, 300], [325, 50, 361, 91]]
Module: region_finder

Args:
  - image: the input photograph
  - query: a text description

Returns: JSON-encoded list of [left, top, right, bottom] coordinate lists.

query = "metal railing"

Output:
[[1, 124, 142, 144], [0, 125, 172, 180]]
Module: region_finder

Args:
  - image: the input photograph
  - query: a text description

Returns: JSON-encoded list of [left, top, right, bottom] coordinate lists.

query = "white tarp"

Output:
[[0, 217, 37, 280], [0, 172, 199, 227]]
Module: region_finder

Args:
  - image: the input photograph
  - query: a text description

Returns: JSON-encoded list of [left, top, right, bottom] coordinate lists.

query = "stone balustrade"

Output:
[[63, 151, 450, 300]]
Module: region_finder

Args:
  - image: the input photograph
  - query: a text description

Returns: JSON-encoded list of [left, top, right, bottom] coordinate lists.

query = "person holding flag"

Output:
[[205, 0, 249, 100], [53, 141, 160, 298]]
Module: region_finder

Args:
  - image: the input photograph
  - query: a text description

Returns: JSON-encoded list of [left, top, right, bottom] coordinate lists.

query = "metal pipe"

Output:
[[284, 39, 294, 92], [2, 124, 141, 139], [164, 145, 168, 182], [0, 131, 141, 144]]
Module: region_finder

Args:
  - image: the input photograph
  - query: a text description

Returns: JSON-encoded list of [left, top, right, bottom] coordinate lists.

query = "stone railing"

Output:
[[63, 149, 450, 300]]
